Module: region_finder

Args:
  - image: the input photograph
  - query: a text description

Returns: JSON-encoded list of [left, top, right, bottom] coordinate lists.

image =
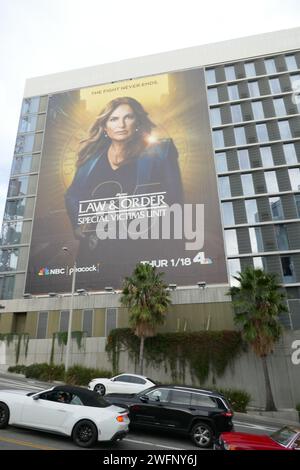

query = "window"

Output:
[[215, 152, 228, 173], [248, 81, 260, 97], [11, 155, 32, 175], [241, 173, 255, 195], [8, 177, 29, 197], [231, 104, 243, 123], [213, 130, 224, 148], [225, 65, 236, 81], [146, 388, 169, 403], [191, 393, 218, 408], [205, 69, 216, 84], [21, 97, 40, 115], [285, 55, 298, 71], [59, 310, 69, 332], [0, 221, 23, 245], [269, 78, 281, 94], [288, 168, 300, 190], [256, 123, 269, 142], [260, 146, 274, 167], [252, 101, 264, 120], [221, 202, 235, 226], [281, 256, 296, 283], [245, 199, 259, 223], [83, 309, 93, 337], [249, 227, 264, 253], [283, 143, 298, 164], [265, 171, 279, 193], [275, 225, 290, 250], [170, 390, 191, 405], [228, 84, 239, 101], [264, 58, 277, 74], [234, 126, 247, 145], [295, 195, 300, 217], [244, 62, 256, 77], [228, 258, 241, 286], [207, 88, 219, 104], [4, 199, 26, 220], [114, 375, 132, 383], [106, 307, 117, 337], [18, 115, 37, 134], [273, 98, 286, 117], [37, 311, 48, 339], [237, 149, 251, 169], [0, 276, 15, 300], [290, 73, 300, 89], [269, 196, 284, 220], [218, 176, 231, 198], [0, 249, 19, 272], [253, 257, 266, 270], [278, 120, 292, 140], [210, 107, 222, 126], [15, 134, 35, 154], [225, 229, 238, 255]]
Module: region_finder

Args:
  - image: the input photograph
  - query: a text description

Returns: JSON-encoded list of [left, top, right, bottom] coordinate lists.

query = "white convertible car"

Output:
[[88, 373, 156, 396], [0, 385, 129, 447]]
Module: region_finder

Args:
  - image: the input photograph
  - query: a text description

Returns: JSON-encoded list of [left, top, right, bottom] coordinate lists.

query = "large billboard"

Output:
[[25, 68, 228, 294]]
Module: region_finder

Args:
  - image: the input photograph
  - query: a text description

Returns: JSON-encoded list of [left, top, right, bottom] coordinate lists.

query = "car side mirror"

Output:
[[155, 395, 160, 402], [32, 395, 40, 400], [139, 395, 149, 403]]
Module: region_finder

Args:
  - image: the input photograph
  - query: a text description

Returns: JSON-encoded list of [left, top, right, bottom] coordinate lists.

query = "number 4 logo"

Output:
[[193, 252, 212, 264]]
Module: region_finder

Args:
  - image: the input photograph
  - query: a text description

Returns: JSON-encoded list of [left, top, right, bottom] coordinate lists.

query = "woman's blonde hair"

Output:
[[77, 97, 155, 167]]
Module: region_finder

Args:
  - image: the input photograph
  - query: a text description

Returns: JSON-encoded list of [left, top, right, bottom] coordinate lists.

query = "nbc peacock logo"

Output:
[[38, 267, 50, 276]]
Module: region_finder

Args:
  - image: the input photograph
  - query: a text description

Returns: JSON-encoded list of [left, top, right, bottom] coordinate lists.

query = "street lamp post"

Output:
[[62, 247, 76, 371]]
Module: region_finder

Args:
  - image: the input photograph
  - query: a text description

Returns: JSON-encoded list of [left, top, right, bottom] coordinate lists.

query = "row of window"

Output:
[[215, 144, 299, 173], [210, 96, 300, 127], [206, 54, 299, 85], [207, 74, 300, 104], [218, 168, 300, 198], [222, 195, 300, 226]]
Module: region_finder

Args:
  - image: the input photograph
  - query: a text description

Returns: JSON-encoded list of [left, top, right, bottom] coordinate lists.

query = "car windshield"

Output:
[[270, 427, 298, 446]]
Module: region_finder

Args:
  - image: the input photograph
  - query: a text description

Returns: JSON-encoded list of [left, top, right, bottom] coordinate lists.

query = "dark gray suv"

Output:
[[105, 385, 234, 448]]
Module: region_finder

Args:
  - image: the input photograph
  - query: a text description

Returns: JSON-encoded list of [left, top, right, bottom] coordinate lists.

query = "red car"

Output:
[[214, 426, 300, 450]]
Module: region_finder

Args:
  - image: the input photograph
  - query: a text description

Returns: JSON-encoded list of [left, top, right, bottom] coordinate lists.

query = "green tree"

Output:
[[228, 266, 287, 411], [121, 263, 171, 374]]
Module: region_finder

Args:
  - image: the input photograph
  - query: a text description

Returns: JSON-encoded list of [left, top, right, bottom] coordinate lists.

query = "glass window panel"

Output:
[[275, 225, 290, 250], [206, 69, 216, 84], [0, 221, 23, 245], [234, 126, 247, 145], [59, 310, 69, 332], [253, 256, 266, 270], [278, 120, 292, 140], [37, 312, 48, 339], [290, 73, 300, 91], [228, 258, 241, 286], [221, 202, 235, 226], [213, 130, 225, 148], [295, 194, 300, 217], [0, 249, 19, 272], [273, 98, 286, 117], [231, 104, 243, 123], [241, 174, 255, 195], [210, 107, 222, 126], [225, 229, 239, 255], [208, 88, 219, 104], [0, 275, 15, 300], [18, 115, 37, 133], [283, 143, 298, 164], [8, 177, 29, 197], [4, 199, 26, 220], [215, 152, 227, 173], [288, 168, 300, 190], [281, 256, 296, 283], [256, 123, 269, 142], [83, 309, 93, 337], [237, 149, 251, 169], [228, 84, 239, 101], [21, 97, 40, 115], [248, 81, 260, 97], [106, 308, 117, 337], [260, 146, 274, 167], [264, 58, 277, 74], [269, 197, 284, 220], [15, 134, 35, 154], [249, 227, 264, 253], [265, 171, 279, 192], [218, 176, 231, 198], [244, 62, 256, 77], [269, 78, 281, 94], [245, 199, 259, 223], [11, 155, 32, 175], [285, 55, 298, 71], [225, 65, 236, 81], [252, 101, 264, 120]]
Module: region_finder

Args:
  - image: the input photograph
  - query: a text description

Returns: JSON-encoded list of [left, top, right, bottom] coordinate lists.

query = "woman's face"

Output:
[[105, 104, 137, 142]]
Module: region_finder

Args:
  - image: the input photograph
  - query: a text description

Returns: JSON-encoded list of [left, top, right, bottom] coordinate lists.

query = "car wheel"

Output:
[[72, 420, 98, 448], [94, 383, 106, 395], [0, 402, 9, 429], [190, 422, 213, 448]]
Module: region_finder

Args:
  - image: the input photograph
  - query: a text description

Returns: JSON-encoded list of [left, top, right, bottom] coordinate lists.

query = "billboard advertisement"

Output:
[[25, 68, 228, 294]]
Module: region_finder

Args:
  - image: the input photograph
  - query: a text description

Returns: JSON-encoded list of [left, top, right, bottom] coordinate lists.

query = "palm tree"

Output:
[[120, 263, 171, 374], [228, 266, 287, 411]]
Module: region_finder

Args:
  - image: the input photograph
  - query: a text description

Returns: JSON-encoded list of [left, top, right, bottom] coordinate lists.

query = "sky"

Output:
[[0, 0, 300, 226]]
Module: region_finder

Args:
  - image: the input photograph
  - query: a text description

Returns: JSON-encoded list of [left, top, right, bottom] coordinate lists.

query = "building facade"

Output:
[[0, 27, 300, 349]]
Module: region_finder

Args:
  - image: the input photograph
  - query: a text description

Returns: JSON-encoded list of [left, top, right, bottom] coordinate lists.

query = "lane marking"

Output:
[[124, 437, 184, 450], [0, 436, 58, 450]]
